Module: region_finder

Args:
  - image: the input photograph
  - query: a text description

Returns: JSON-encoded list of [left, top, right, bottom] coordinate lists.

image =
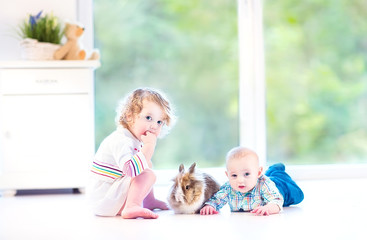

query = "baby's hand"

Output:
[[251, 206, 270, 216], [200, 205, 218, 215], [141, 131, 157, 147], [251, 203, 280, 216]]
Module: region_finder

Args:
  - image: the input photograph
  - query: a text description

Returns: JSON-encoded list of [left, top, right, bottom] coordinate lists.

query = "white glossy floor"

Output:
[[0, 178, 366, 240]]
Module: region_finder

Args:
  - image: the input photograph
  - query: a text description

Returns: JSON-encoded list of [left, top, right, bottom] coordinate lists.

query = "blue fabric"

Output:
[[265, 163, 304, 207]]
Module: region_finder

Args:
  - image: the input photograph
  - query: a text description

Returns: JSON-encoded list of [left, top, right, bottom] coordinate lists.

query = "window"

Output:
[[237, 0, 367, 179], [93, 0, 239, 169], [92, 0, 367, 179], [263, 0, 367, 166]]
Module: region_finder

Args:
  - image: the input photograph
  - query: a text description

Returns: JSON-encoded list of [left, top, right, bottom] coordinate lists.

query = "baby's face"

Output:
[[226, 155, 262, 193]]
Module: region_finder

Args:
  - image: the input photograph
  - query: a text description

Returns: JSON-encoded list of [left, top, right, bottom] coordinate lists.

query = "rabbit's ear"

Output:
[[188, 163, 196, 173], [179, 164, 185, 174]]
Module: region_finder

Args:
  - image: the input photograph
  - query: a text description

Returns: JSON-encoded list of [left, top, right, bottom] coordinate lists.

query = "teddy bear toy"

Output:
[[54, 22, 99, 60]]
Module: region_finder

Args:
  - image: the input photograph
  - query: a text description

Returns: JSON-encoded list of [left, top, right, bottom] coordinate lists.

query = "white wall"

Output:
[[0, 0, 94, 60]]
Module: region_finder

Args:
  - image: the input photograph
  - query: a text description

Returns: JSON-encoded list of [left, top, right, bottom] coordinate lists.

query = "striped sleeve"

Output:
[[123, 152, 149, 177], [91, 161, 124, 181]]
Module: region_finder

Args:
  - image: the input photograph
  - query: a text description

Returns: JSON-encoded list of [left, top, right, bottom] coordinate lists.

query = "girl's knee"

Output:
[[143, 168, 157, 182], [134, 168, 156, 184]]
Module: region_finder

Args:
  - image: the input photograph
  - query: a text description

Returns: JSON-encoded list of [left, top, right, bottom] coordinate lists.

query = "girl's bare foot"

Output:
[[121, 206, 159, 219]]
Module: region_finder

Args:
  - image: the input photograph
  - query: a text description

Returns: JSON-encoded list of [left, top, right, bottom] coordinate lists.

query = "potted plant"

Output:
[[18, 11, 63, 60]]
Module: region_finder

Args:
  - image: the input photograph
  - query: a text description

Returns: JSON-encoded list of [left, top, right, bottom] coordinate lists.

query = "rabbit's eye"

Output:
[[185, 185, 190, 190]]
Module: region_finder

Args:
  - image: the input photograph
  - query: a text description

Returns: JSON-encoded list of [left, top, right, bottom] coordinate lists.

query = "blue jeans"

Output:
[[265, 163, 304, 207]]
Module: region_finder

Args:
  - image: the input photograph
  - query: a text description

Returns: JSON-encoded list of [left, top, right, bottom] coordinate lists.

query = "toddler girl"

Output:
[[87, 88, 176, 219]]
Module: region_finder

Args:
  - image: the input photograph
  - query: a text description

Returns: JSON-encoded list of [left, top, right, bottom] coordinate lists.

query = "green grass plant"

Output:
[[19, 11, 63, 44]]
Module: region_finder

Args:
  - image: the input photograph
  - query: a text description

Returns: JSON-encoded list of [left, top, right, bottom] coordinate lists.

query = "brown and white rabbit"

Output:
[[167, 163, 220, 214]]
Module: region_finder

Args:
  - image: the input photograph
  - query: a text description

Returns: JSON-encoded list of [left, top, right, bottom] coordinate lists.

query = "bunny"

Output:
[[167, 163, 220, 214]]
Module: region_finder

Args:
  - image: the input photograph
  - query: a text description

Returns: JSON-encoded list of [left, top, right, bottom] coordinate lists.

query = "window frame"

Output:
[[237, 0, 267, 165]]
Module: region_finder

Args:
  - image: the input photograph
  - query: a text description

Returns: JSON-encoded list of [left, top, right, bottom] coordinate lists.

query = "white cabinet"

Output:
[[0, 61, 100, 194]]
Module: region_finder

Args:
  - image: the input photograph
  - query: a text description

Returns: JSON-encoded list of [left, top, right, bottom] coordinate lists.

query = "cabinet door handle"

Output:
[[35, 79, 59, 84]]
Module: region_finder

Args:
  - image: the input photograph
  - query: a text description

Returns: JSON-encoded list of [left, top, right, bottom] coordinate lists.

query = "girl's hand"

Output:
[[141, 131, 157, 147], [141, 131, 157, 167], [200, 205, 218, 215]]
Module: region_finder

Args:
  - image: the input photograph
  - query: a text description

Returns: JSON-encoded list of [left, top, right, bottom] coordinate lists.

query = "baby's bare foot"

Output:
[[121, 206, 159, 219]]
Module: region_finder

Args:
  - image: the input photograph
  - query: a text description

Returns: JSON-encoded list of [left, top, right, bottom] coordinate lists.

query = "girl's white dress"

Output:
[[86, 126, 149, 216]]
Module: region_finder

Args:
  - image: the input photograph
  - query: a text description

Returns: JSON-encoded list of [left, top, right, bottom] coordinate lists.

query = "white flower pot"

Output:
[[20, 38, 61, 60]]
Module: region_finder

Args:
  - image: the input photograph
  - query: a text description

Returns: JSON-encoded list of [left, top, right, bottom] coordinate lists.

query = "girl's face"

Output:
[[128, 100, 166, 141], [225, 155, 262, 193]]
